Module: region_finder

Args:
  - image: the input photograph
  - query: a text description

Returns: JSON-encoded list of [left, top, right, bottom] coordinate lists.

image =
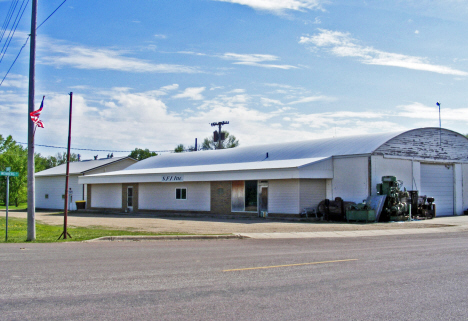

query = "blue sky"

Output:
[[1, 0, 467, 159]]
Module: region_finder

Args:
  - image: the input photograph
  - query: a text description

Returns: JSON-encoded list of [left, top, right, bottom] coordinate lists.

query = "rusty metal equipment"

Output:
[[377, 176, 435, 221], [316, 197, 356, 221]]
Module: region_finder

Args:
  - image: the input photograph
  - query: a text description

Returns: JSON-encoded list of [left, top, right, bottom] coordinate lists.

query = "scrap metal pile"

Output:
[[314, 176, 436, 223]]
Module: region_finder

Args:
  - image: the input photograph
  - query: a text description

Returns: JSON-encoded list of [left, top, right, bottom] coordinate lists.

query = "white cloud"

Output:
[[173, 87, 206, 100], [0, 74, 28, 89], [213, 0, 325, 13], [300, 29, 468, 76], [221, 53, 298, 69], [397, 102, 468, 121], [154, 34, 167, 39], [40, 41, 200, 74], [288, 95, 336, 104]]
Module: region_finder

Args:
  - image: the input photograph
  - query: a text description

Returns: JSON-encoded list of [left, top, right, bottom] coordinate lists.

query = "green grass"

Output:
[[0, 203, 27, 210], [0, 217, 190, 243]]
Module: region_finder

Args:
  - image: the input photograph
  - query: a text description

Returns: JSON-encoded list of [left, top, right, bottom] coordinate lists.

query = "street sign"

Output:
[[0, 171, 19, 177]]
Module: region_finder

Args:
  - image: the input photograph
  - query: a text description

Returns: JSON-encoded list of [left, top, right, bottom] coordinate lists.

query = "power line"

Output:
[[0, 0, 29, 65], [0, 35, 29, 86], [37, 0, 68, 30], [16, 141, 173, 153], [0, 0, 68, 87], [0, 0, 19, 44]]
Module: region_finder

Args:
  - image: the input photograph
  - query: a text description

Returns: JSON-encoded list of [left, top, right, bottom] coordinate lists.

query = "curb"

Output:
[[87, 234, 247, 242]]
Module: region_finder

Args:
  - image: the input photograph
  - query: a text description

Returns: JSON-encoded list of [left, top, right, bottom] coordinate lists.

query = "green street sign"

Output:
[[0, 171, 19, 177]]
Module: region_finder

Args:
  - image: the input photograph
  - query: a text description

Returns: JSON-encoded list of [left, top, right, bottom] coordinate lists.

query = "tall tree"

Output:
[[129, 148, 157, 161], [0, 135, 28, 206], [202, 131, 239, 150]]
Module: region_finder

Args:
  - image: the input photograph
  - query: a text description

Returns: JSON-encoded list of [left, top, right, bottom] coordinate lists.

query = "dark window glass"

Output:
[[245, 180, 257, 212], [176, 188, 187, 200]]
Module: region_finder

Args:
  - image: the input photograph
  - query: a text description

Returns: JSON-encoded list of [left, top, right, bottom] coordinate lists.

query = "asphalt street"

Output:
[[1, 232, 468, 320]]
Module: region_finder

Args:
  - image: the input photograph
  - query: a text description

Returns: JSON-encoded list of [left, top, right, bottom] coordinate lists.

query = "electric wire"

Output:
[[0, 0, 28, 65], [0, 35, 29, 86], [17, 142, 173, 153], [37, 0, 67, 30], [0, 0, 68, 87], [0, 0, 19, 44]]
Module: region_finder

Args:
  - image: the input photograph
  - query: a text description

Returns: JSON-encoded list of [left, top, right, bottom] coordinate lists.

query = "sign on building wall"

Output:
[[161, 175, 184, 182]]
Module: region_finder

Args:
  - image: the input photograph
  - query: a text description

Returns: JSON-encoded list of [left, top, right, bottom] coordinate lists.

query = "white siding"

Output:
[[463, 164, 468, 213], [36, 175, 82, 210], [454, 164, 463, 215], [299, 179, 326, 211], [139, 182, 210, 211], [332, 157, 368, 203], [91, 184, 122, 208], [420, 164, 454, 216], [268, 179, 299, 214], [371, 156, 414, 194]]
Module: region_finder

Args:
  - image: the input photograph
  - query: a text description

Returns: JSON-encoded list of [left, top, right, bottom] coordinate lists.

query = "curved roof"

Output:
[[128, 130, 405, 171]]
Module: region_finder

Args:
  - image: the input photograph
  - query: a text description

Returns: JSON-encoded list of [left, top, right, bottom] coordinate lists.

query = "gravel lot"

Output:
[[2, 210, 454, 234]]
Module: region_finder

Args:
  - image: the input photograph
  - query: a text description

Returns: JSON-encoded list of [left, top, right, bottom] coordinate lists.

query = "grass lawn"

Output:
[[0, 217, 189, 243], [0, 203, 27, 210]]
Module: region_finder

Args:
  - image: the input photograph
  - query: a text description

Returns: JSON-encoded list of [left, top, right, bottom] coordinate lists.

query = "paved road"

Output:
[[1, 232, 468, 320]]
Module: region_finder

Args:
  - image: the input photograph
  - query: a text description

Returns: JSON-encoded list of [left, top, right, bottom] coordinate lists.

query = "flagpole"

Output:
[[27, 0, 38, 241], [59, 92, 73, 240], [437, 101, 441, 146]]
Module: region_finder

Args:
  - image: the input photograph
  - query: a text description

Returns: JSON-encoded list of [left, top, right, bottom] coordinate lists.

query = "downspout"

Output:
[[368, 156, 372, 196]]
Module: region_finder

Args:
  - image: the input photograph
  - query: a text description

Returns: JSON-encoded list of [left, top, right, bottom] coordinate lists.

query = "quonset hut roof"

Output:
[[127, 131, 403, 171], [79, 128, 468, 184]]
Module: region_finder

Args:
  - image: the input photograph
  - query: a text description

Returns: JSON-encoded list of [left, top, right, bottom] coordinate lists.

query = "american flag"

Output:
[[30, 96, 45, 128]]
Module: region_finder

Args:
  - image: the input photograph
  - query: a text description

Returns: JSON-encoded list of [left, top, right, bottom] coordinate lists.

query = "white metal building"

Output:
[[35, 156, 137, 210], [79, 128, 468, 217]]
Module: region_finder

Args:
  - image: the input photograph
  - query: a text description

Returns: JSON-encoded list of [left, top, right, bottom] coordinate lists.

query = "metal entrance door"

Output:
[[420, 164, 454, 216], [127, 186, 133, 211]]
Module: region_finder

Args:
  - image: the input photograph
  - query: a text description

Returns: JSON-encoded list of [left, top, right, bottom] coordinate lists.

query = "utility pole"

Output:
[[211, 121, 229, 149], [27, 0, 38, 241]]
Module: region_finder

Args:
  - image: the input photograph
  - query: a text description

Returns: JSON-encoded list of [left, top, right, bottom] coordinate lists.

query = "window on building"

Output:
[[62, 194, 65, 199], [176, 188, 187, 200], [45, 194, 49, 199]]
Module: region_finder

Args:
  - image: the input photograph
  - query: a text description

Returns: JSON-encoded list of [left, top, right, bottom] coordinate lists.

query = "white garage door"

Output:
[[420, 164, 454, 216]]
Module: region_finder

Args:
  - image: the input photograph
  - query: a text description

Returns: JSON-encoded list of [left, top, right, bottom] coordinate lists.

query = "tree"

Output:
[[43, 152, 79, 169], [174, 144, 185, 153], [129, 148, 157, 161], [202, 131, 239, 150], [0, 135, 28, 206]]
